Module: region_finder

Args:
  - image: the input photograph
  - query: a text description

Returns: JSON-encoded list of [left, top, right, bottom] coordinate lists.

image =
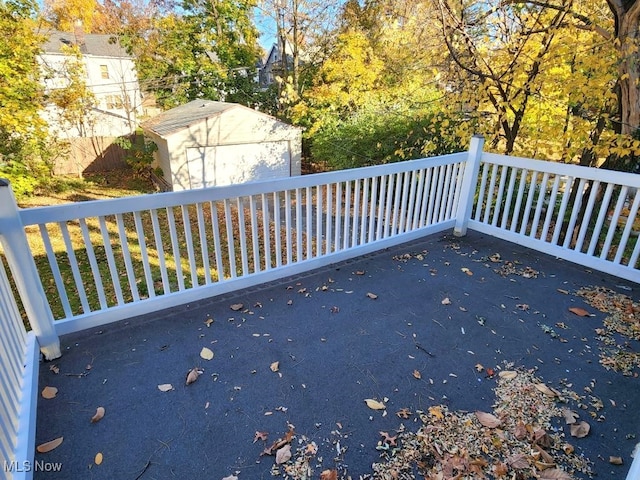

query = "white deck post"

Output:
[[454, 135, 485, 237], [0, 179, 61, 360]]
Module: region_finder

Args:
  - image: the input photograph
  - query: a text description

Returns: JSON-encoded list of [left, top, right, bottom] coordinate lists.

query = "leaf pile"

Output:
[[576, 286, 640, 375], [369, 367, 592, 479]]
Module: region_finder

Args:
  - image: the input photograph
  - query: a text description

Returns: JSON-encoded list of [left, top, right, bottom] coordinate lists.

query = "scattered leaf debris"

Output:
[[36, 437, 63, 453]]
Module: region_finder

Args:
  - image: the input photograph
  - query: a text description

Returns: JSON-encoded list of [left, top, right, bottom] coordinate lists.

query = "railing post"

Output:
[[0, 179, 61, 360], [454, 135, 485, 237]]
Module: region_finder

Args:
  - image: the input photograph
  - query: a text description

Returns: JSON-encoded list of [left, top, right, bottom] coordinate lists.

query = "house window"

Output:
[[105, 95, 123, 109], [100, 65, 109, 79]]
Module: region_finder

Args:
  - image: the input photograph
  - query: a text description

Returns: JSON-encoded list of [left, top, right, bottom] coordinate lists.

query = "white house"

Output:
[[39, 25, 143, 138], [142, 100, 302, 191]]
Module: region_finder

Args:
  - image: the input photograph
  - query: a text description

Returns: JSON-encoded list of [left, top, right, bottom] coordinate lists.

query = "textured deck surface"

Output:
[[35, 231, 639, 479]]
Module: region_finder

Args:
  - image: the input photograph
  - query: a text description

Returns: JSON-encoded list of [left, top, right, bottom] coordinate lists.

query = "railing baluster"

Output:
[[405, 171, 417, 231], [368, 176, 378, 241], [132, 212, 155, 298], [39, 224, 72, 317], [98, 215, 125, 304], [587, 184, 614, 257], [261, 194, 272, 270], [500, 167, 517, 229], [541, 175, 561, 241], [519, 172, 538, 236], [59, 221, 91, 312], [398, 171, 410, 232], [334, 183, 342, 249], [491, 165, 507, 227], [561, 178, 586, 248], [551, 177, 573, 245], [510, 169, 528, 233], [433, 166, 445, 223], [475, 162, 489, 221], [306, 186, 313, 259], [343, 181, 352, 250], [285, 190, 293, 263], [166, 207, 185, 289], [274, 192, 282, 267], [223, 199, 236, 278], [150, 209, 169, 294], [250, 195, 260, 273], [237, 197, 249, 274], [295, 188, 303, 261], [614, 189, 640, 264], [325, 184, 333, 253], [574, 181, 600, 252], [315, 186, 323, 256], [391, 173, 403, 235], [377, 175, 387, 239], [77, 218, 106, 309], [180, 205, 198, 288], [360, 177, 370, 243], [195, 203, 211, 284], [441, 164, 454, 222], [209, 201, 225, 279], [483, 164, 498, 224], [530, 172, 549, 238]]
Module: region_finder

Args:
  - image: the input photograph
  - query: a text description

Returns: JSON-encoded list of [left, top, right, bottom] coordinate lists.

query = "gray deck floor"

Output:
[[34, 231, 639, 479]]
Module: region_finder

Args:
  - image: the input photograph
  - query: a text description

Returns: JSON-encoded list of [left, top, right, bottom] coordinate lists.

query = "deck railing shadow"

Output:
[[1, 136, 639, 479]]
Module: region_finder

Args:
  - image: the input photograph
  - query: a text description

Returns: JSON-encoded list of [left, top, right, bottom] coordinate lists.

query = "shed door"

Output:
[[186, 141, 290, 189]]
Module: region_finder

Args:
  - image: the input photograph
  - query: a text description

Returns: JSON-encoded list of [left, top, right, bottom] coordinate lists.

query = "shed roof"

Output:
[[142, 100, 296, 137], [42, 30, 130, 58]]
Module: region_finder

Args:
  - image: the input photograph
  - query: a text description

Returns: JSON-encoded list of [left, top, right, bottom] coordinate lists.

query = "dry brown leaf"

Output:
[[354, 270, 365, 275], [609, 456, 624, 465], [204, 318, 214, 327], [186, 368, 201, 385], [538, 468, 574, 479], [429, 405, 444, 420], [534, 383, 557, 397], [413, 369, 422, 379], [254, 431, 268, 443], [514, 420, 527, 440], [570, 421, 590, 438], [91, 406, 105, 423], [461, 267, 473, 275], [506, 453, 529, 469], [569, 307, 590, 317], [475, 411, 501, 428], [41, 386, 58, 399], [275, 444, 291, 464], [200, 347, 214, 360], [366, 292, 378, 299], [441, 297, 451, 305], [562, 408, 579, 424], [94, 452, 103, 465], [364, 398, 386, 410], [36, 437, 63, 453], [396, 408, 412, 419], [230, 303, 244, 311], [498, 370, 518, 380], [270, 361, 280, 372], [157, 383, 174, 392], [320, 469, 338, 480], [494, 462, 508, 476]]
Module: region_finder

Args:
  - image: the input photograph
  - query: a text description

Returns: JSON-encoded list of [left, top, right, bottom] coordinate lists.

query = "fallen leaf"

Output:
[[41, 386, 58, 399], [365, 398, 386, 410], [305, 443, 318, 455], [429, 405, 444, 420], [204, 318, 214, 327], [498, 370, 518, 380], [222, 476, 239, 480], [485, 367, 495, 377], [36, 437, 63, 453], [254, 431, 268, 443], [461, 267, 473, 275], [514, 420, 527, 440], [609, 456, 623, 465], [230, 303, 244, 311], [275, 444, 291, 464], [441, 297, 451, 305], [379, 431, 398, 446], [570, 421, 590, 438], [200, 347, 214, 361], [49, 365, 60, 374], [494, 462, 508, 476], [366, 292, 378, 299], [354, 270, 365, 275], [186, 368, 202, 385], [413, 369, 422, 379], [569, 307, 590, 317], [475, 411, 501, 428], [475, 363, 484, 372], [534, 383, 557, 397], [157, 383, 174, 392], [538, 468, 574, 479], [506, 453, 529, 469], [270, 361, 280, 372], [91, 407, 105, 423], [562, 408, 579, 424], [94, 452, 103, 465], [320, 469, 338, 480], [396, 408, 412, 419]]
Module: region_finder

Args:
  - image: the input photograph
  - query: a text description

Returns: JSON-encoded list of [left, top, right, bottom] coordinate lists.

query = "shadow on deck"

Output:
[[34, 232, 639, 479]]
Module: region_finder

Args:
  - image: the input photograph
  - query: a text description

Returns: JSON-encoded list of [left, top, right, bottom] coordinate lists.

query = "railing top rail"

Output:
[[482, 152, 640, 186], [18, 153, 467, 226]]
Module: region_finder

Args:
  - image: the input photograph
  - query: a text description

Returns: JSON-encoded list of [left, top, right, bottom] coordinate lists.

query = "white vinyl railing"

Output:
[[0, 136, 638, 480], [0, 254, 39, 480]]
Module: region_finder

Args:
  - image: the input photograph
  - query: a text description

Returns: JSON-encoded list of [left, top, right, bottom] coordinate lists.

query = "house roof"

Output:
[[141, 100, 294, 137], [41, 30, 130, 58]]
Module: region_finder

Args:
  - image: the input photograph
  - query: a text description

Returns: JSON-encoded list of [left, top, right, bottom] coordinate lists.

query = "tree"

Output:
[[43, 0, 100, 32], [0, 0, 52, 196]]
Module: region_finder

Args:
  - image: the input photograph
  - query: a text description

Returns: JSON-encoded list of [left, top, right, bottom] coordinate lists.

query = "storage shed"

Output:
[[142, 100, 302, 191]]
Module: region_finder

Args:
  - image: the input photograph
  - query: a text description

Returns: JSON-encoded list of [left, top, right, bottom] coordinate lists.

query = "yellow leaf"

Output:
[[429, 405, 444, 420], [94, 452, 103, 465], [364, 398, 386, 410], [270, 361, 280, 372], [200, 347, 214, 360], [41, 386, 58, 399]]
